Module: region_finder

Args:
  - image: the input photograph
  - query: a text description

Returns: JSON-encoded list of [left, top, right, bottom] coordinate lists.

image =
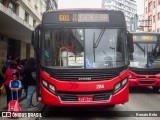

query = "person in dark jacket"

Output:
[[23, 58, 37, 109], [17, 59, 27, 99], [0, 72, 4, 96], [4, 60, 18, 105]]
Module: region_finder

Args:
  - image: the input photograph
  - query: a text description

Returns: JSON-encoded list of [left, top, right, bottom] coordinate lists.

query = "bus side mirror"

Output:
[[32, 24, 40, 54], [127, 33, 134, 53]]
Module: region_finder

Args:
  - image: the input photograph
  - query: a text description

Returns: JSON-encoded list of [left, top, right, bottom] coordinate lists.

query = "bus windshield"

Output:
[[41, 28, 127, 69], [130, 42, 160, 68]]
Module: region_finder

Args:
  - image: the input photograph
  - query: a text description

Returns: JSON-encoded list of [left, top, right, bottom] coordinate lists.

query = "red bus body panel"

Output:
[[40, 69, 129, 106], [129, 70, 160, 87]]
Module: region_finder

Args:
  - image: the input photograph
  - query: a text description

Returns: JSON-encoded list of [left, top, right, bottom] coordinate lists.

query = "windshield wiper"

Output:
[[93, 32, 96, 62], [61, 25, 74, 42], [93, 26, 107, 48], [153, 43, 159, 52], [93, 26, 107, 62], [134, 42, 145, 54]]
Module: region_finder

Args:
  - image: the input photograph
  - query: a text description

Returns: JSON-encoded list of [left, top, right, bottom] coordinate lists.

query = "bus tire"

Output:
[[107, 105, 115, 108], [152, 87, 159, 93]]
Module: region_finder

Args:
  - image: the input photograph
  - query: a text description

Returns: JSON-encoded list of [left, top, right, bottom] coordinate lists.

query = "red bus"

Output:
[[32, 9, 133, 106], [129, 32, 160, 92]]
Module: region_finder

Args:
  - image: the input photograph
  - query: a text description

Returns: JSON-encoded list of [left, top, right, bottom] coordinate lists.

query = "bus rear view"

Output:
[[129, 32, 160, 92], [32, 9, 133, 106]]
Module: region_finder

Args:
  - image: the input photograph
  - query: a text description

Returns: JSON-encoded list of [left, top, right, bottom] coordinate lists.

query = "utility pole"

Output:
[[46, 0, 50, 11], [46, 0, 57, 11]]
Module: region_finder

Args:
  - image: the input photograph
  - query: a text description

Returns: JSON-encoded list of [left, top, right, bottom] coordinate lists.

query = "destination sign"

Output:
[[58, 14, 109, 22], [133, 35, 157, 41]]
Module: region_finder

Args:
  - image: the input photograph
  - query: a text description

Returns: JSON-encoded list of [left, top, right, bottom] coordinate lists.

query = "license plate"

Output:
[[78, 96, 93, 101]]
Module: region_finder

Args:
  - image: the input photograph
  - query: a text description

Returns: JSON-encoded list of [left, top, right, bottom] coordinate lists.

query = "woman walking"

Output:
[[23, 58, 37, 109], [4, 60, 18, 105]]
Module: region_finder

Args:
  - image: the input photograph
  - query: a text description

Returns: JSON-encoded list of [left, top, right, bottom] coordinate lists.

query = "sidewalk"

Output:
[[0, 89, 45, 120]]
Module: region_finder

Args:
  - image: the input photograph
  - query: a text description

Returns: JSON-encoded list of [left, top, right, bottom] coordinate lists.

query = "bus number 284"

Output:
[[96, 84, 104, 89]]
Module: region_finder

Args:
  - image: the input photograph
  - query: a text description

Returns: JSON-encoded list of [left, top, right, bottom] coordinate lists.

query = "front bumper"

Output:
[[40, 83, 129, 106], [129, 78, 160, 87]]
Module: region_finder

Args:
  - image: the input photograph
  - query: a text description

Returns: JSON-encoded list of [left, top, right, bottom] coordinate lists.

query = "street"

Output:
[[39, 87, 160, 120], [0, 84, 160, 120]]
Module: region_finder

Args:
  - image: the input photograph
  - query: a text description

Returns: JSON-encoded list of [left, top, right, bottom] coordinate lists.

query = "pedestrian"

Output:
[[2, 62, 6, 76], [4, 60, 18, 105], [3, 55, 20, 75], [5, 54, 12, 70], [23, 58, 37, 109], [19, 59, 28, 98], [9, 70, 22, 100], [0, 72, 4, 96], [17, 59, 26, 99]]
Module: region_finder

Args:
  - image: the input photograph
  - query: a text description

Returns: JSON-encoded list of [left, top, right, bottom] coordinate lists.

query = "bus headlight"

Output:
[[42, 79, 56, 94], [122, 78, 127, 86], [49, 84, 56, 94], [114, 78, 128, 94], [156, 74, 160, 78], [115, 83, 121, 91], [42, 80, 48, 87]]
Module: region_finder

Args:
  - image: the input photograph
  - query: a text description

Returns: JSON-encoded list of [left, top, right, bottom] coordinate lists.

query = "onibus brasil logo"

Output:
[[1, 112, 42, 118]]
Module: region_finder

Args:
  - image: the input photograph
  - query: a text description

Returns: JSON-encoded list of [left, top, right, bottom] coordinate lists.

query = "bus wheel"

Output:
[[107, 105, 115, 108], [152, 87, 159, 93]]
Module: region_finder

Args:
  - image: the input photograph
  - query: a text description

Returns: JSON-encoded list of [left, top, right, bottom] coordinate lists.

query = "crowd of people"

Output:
[[0, 55, 37, 110]]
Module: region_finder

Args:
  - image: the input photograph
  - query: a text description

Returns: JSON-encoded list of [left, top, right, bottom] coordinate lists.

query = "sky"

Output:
[[58, 0, 144, 15]]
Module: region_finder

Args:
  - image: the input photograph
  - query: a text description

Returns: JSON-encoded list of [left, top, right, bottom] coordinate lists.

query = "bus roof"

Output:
[[57, 8, 109, 11], [42, 9, 126, 28], [131, 32, 160, 36]]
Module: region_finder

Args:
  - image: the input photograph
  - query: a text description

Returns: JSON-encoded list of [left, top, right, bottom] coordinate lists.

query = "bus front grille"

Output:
[[57, 91, 112, 102], [139, 81, 155, 84], [129, 67, 160, 75], [55, 72, 116, 81]]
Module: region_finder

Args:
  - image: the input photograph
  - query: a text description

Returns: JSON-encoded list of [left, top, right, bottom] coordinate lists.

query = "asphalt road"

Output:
[[39, 87, 160, 120]]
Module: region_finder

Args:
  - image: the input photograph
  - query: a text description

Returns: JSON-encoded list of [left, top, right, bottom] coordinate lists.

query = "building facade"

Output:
[[0, 0, 57, 68], [137, 14, 145, 31], [102, 0, 137, 31], [144, 0, 160, 32]]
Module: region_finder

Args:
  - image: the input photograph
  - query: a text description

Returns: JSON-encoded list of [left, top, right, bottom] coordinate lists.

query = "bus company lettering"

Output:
[[79, 77, 91, 80], [58, 14, 109, 22], [142, 36, 153, 40], [133, 36, 154, 41], [133, 36, 137, 40]]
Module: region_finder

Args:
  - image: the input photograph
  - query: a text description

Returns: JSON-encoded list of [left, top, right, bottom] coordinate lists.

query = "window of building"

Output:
[[146, 7, 147, 14], [148, 16, 152, 25], [153, 15, 155, 23], [25, 12, 29, 23], [153, 1, 155, 8], [158, 0, 160, 5], [106, 0, 111, 3], [35, 5, 37, 10], [8, 1, 17, 13], [157, 28, 160, 33], [158, 12, 160, 20], [33, 19, 36, 27], [149, 2, 152, 11]]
